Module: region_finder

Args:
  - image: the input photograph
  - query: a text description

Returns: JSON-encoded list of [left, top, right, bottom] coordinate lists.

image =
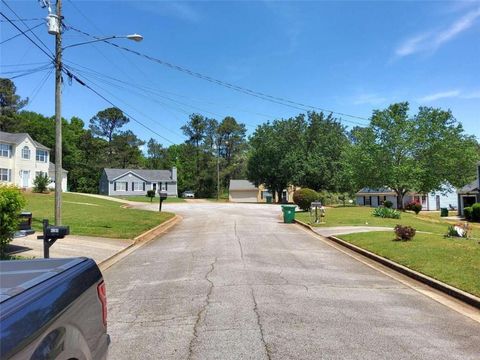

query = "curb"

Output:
[[98, 214, 182, 272], [295, 219, 480, 310]]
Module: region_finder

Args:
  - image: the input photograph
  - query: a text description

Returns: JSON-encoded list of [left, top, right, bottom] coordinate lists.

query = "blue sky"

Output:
[[1, 0, 479, 145]]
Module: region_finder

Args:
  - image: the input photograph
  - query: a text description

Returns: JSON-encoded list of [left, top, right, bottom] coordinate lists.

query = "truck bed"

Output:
[[0, 258, 86, 303]]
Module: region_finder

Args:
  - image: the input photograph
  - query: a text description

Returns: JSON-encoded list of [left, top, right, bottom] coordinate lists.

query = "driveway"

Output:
[[104, 203, 480, 360]]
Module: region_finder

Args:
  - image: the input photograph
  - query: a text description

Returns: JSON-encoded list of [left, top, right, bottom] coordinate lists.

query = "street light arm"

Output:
[[62, 34, 143, 50]]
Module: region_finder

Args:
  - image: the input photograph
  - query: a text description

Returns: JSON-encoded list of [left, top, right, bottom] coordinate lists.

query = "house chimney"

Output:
[[172, 167, 177, 181]]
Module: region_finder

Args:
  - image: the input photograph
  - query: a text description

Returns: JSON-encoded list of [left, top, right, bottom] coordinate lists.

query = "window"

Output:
[[379, 196, 387, 205], [364, 196, 372, 206], [35, 171, 48, 178], [36, 149, 48, 162], [115, 182, 127, 191], [132, 182, 145, 191], [22, 146, 30, 159], [0, 168, 11, 181], [0, 144, 11, 157]]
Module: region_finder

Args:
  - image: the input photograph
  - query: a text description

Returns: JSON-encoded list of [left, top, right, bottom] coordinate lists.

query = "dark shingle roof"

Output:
[[356, 187, 396, 195], [104, 168, 173, 182], [229, 180, 258, 191], [0, 131, 50, 150], [457, 180, 479, 194]]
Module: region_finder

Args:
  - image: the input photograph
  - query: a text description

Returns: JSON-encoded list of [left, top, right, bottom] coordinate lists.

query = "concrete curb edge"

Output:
[[98, 214, 182, 272], [295, 219, 480, 310]]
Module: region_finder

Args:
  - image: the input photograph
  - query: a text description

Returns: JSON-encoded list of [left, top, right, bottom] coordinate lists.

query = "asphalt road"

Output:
[[104, 203, 480, 359]]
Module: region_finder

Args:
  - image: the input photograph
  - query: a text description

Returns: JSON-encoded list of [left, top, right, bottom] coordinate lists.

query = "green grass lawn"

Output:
[[295, 206, 480, 238], [24, 192, 174, 239], [340, 231, 480, 297], [114, 195, 186, 203]]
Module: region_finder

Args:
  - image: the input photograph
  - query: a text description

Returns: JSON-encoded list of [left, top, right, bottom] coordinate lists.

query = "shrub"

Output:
[[405, 201, 422, 215], [33, 173, 51, 193], [394, 225, 416, 241], [372, 207, 401, 219], [471, 203, 480, 222], [464, 206, 473, 221], [0, 185, 26, 257], [383, 200, 393, 208], [293, 188, 319, 211], [146, 190, 156, 202]]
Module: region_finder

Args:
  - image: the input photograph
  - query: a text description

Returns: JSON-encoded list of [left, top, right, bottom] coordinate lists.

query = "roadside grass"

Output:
[[295, 206, 480, 238], [24, 192, 174, 239], [114, 195, 186, 203], [340, 231, 480, 297]]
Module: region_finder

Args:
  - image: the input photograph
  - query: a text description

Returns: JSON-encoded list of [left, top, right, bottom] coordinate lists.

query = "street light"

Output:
[[45, 1, 143, 225], [63, 33, 143, 50]]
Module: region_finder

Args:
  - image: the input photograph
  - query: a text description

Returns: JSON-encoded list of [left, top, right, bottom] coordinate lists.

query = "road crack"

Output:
[[251, 287, 272, 360], [187, 257, 217, 360], [234, 220, 245, 266]]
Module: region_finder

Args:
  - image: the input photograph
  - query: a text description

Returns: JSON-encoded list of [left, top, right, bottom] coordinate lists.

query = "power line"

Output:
[[0, 11, 55, 62], [0, 17, 43, 22], [28, 67, 54, 106], [62, 67, 178, 145], [1, 0, 54, 57], [0, 22, 44, 45], [66, 25, 370, 126]]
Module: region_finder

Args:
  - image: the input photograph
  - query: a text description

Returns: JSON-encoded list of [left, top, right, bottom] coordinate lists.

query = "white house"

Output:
[[0, 131, 67, 191], [356, 185, 458, 210], [99, 168, 178, 197]]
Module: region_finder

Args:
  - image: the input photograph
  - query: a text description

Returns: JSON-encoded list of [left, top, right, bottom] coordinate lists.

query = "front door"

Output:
[[21, 170, 30, 187], [436, 195, 440, 211]]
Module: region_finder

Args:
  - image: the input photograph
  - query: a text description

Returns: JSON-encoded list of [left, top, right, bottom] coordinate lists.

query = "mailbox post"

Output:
[[158, 190, 168, 212], [37, 219, 70, 258]]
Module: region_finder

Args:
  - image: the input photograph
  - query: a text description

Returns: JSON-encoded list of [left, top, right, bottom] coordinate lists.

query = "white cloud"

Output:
[[395, 8, 480, 57], [419, 90, 461, 102], [418, 89, 480, 102]]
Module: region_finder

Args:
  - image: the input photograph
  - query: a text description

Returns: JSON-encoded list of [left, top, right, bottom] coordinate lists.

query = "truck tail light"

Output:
[[97, 281, 107, 327]]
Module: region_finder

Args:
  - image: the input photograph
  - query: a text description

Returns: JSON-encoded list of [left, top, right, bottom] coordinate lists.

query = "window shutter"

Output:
[[166, 183, 168, 191], [143, 182, 145, 191], [114, 182, 117, 191], [8, 169, 11, 181], [126, 182, 129, 191]]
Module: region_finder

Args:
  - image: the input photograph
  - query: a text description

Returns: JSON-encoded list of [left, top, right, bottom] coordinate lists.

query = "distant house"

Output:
[[229, 180, 296, 203], [457, 162, 480, 216], [356, 185, 458, 210], [99, 167, 178, 197], [0, 131, 68, 191]]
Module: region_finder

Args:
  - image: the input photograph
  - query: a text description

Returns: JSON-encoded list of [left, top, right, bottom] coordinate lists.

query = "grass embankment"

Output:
[[114, 195, 186, 203], [341, 232, 480, 297], [24, 192, 174, 239], [296, 206, 480, 296]]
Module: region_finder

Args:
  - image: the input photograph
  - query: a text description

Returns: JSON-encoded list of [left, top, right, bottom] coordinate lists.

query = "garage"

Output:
[[229, 180, 259, 203]]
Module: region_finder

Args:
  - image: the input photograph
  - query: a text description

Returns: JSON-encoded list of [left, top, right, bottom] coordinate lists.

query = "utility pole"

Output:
[[54, 0, 62, 225], [217, 143, 220, 201]]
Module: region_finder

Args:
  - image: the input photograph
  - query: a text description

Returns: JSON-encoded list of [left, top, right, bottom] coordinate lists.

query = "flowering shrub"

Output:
[[394, 225, 416, 241], [405, 201, 422, 215], [372, 207, 401, 219]]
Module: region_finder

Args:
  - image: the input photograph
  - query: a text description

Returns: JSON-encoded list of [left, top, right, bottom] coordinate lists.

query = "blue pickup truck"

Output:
[[0, 257, 110, 359]]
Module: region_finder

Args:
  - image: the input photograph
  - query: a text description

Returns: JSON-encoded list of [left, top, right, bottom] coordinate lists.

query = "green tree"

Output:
[[146, 138, 166, 169], [301, 112, 349, 191], [89, 107, 129, 160], [346, 102, 479, 208], [248, 116, 306, 202], [0, 78, 28, 131], [111, 130, 145, 168]]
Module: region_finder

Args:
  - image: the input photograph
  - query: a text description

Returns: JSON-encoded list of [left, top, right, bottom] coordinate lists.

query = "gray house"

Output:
[[99, 167, 178, 197], [457, 162, 480, 216]]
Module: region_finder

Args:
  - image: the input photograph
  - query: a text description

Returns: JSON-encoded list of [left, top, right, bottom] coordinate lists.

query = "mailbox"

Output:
[[45, 225, 70, 239], [158, 190, 168, 211], [159, 190, 168, 200], [37, 219, 70, 258]]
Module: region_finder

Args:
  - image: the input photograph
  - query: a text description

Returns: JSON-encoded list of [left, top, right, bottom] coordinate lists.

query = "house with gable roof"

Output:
[[99, 167, 178, 197]]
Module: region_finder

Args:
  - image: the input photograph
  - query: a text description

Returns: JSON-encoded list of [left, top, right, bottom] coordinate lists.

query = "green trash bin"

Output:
[[266, 195, 272, 204], [440, 208, 449, 217], [281, 205, 297, 223]]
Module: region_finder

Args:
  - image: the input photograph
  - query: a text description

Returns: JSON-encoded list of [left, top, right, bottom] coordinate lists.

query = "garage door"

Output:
[[230, 190, 258, 203]]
